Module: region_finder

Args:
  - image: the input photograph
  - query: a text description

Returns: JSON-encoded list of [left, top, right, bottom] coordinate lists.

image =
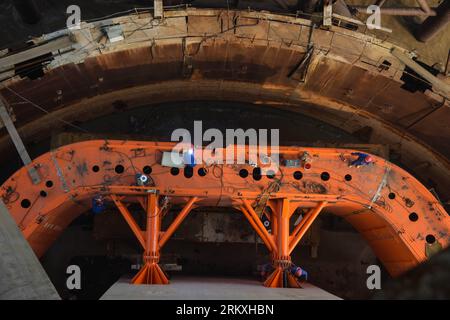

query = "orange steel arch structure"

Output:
[[1, 140, 449, 287]]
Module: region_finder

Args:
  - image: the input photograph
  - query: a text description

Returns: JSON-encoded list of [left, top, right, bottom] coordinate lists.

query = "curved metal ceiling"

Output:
[[0, 8, 449, 200]]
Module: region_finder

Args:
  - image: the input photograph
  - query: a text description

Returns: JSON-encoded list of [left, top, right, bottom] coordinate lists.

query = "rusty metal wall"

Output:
[[0, 8, 449, 201]]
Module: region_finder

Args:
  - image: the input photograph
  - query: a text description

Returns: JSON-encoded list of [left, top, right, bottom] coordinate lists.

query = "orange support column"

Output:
[[132, 192, 169, 285], [264, 200, 327, 288], [264, 198, 300, 288]]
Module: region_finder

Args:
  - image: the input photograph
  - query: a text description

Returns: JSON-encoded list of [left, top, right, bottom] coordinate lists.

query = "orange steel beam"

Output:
[[242, 199, 277, 252], [2, 140, 450, 279], [110, 195, 146, 249], [278, 198, 290, 260], [146, 193, 160, 260], [72, 183, 341, 198], [137, 197, 147, 212], [271, 204, 278, 239], [240, 205, 276, 252], [289, 201, 327, 255], [80, 186, 341, 202], [267, 200, 278, 216], [289, 210, 310, 246], [159, 197, 198, 248]]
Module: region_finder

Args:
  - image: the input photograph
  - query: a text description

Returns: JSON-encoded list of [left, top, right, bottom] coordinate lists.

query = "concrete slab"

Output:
[[101, 276, 340, 300], [0, 200, 59, 300]]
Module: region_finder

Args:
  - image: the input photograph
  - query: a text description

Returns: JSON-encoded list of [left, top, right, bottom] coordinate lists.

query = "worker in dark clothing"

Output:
[[290, 265, 308, 281], [92, 195, 106, 214], [260, 263, 308, 282], [348, 152, 374, 168]]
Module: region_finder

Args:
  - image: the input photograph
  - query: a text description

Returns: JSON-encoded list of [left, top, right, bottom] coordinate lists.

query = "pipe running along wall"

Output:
[[1, 140, 449, 279]]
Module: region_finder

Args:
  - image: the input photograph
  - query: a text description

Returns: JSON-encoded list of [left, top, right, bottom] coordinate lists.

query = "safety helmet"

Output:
[[294, 267, 303, 277]]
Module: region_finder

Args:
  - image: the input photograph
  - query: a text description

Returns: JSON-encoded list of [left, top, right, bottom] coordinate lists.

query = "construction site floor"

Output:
[[101, 276, 341, 300]]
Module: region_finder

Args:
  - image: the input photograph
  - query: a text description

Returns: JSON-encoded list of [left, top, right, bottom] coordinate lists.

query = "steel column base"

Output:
[[263, 267, 301, 288], [132, 262, 169, 285]]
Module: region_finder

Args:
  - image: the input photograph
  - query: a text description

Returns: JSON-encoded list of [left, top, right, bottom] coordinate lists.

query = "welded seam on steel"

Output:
[[368, 165, 391, 209], [50, 151, 70, 193]]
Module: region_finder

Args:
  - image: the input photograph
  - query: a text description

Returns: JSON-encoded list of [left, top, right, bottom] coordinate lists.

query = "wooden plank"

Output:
[[0, 36, 72, 68], [0, 97, 40, 184]]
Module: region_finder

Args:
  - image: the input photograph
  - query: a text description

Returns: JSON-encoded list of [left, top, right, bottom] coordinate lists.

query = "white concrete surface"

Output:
[[0, 200, 59, 300], [101, 276, 340, 300]]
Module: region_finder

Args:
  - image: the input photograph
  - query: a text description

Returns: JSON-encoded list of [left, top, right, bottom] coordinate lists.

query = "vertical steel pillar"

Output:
[[264, 198, 300, 288], [264, 200, 327, 288], [112, 194, 197, 285], [132, 192, 169, 285]]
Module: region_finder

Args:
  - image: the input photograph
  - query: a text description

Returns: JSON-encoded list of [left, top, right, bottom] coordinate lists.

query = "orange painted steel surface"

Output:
[[132, 193, 164, 285], [1, 140, 449, 286]]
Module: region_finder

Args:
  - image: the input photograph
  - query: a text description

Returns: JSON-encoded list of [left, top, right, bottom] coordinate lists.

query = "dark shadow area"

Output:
[[375, 247, 450, 299]]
